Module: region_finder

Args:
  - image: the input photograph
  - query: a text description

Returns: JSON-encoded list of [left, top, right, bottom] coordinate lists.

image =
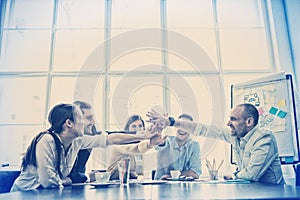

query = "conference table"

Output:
[[1, 179, 300, 200]]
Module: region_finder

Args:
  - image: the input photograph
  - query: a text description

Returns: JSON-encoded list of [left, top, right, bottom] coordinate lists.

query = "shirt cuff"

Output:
[[154, 143, 167, 150]]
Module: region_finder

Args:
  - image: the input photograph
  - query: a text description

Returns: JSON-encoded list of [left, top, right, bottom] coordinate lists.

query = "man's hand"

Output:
[[149, 133, 167, 147], [181, 170, 199, 179], [146, 109, 170, 130], [160, 174, 171, 180], [223, 174, 233, 180], [141, 121, 162, 140]]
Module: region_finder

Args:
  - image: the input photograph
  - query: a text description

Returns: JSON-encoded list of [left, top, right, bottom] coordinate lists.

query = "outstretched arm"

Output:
[[146, 109, 198, 134], [107, 122, 162, 145]]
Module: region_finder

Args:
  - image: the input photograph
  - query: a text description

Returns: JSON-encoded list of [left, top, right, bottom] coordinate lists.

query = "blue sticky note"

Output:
[[277, 110, 287, 118], [284, 157, 294, 163], [269, 107, 278, 115]]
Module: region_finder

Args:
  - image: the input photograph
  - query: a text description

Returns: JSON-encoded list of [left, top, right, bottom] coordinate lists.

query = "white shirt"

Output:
[[194, 124, 284, 184], [11, 133, 108, 191]]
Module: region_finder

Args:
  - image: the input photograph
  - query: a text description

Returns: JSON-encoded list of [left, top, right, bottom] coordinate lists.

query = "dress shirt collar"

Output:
[[240, 125, 258, 144], [172, 137, 192, 150]]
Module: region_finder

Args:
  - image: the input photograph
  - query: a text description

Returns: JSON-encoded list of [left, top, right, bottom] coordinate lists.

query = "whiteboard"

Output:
[[231, 72, 299, 164]]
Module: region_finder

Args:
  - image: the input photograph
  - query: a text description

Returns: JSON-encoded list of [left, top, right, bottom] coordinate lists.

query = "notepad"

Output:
[[194, 178, 250, 184]]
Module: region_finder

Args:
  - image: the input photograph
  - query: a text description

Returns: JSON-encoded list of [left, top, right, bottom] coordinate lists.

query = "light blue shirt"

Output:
[[154, 136, 201, 180], [193, 124, 284, 184]]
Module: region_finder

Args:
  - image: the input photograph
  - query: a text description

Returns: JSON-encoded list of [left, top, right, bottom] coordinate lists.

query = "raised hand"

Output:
[[142, 121, 163, 140], [146, 109, 170, 130]]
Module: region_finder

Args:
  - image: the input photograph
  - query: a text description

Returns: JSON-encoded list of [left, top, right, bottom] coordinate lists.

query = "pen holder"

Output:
[[205, 158, 223, 180], [209, 170, 218, 180]]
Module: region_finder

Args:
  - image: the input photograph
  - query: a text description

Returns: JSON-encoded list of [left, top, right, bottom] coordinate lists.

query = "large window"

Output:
[[0, 0, 279, 176]]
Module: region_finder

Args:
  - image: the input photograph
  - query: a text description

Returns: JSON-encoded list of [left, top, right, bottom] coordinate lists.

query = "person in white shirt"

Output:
[[108, 115, 147, 180], [147, 103, 284, 184], [11, 103, 161, 191]]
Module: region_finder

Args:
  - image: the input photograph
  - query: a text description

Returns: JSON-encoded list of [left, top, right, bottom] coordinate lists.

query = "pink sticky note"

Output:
[[258, 107, 264, 115]]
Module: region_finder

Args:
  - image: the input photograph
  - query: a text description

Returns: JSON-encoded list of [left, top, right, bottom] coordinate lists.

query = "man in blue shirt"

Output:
[[154, 114, 201, 180]]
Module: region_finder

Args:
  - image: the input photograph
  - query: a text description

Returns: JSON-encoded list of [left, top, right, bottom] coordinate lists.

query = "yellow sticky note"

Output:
[[277, 100, 286, 108]]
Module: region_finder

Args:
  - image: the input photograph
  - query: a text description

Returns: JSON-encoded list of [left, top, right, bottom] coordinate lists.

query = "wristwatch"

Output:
[[168, 117, 175, 126]]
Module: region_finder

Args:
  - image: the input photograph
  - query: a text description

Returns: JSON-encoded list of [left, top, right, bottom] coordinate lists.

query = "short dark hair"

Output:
[[73, 101, 92, 113], [237, 103, 259, 126], [124, 115, 145, 131], [178, 113, 193, 121]]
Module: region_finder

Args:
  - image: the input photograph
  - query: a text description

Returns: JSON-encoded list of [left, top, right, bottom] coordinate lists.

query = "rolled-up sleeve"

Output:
[[154, 139, 170, 151], [188, 142, 202, 176]]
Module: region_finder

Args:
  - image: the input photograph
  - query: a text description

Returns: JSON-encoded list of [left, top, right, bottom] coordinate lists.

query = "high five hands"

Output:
[[146, 109, 170, 130], [145, 120, 167, 146]]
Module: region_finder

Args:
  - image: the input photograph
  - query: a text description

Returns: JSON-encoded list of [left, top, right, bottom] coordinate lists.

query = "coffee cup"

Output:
[[170, 170, 181, 178]]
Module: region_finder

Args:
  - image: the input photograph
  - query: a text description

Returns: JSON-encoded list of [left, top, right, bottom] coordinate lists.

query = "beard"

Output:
[[229, 125, 237, 136], [84, 125, 94, 135]]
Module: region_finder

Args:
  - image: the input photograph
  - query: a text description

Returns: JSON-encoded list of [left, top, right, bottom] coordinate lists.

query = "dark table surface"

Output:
[[1, 180, 300, 199]]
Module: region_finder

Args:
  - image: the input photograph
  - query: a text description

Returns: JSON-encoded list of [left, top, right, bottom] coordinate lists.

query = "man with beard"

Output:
[[69, 101, 166, 183], [68, 101, 99, 183], [154, 114, 201, 180], [147, 103, 284, 184]]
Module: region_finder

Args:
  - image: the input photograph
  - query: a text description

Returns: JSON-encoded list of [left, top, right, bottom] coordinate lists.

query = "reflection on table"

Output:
[[1, 180, 300, 199]]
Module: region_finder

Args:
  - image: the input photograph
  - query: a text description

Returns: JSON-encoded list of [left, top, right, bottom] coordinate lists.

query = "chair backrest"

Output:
[[0, 170, 21, 193], [296, 163, 300, 186]]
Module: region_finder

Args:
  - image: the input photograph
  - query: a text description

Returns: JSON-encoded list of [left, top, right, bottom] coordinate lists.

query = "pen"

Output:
[[217, 160, 224, 171], [206, 159, 213, 171]]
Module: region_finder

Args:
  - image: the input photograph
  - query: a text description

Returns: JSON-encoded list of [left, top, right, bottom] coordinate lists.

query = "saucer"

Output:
[[138, 180, 168, 185], [166, 177, 194, 181], [71, 182, 89, 186], [90, 182, 116, 188]]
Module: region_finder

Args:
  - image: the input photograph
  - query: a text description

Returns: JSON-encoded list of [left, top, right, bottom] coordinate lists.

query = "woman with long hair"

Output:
[[108, 115, 149, 180], [11, 104, 161, 191]]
